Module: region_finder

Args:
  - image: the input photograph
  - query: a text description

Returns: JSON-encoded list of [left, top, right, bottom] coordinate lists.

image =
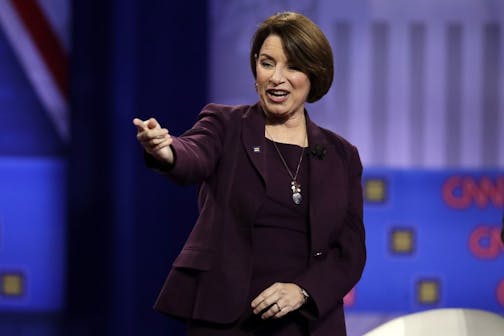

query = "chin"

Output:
[[262, 104, 284, 114], [268, 107, 289, 116], [263, 109, 292, 123], [262, 102, 287, 114]]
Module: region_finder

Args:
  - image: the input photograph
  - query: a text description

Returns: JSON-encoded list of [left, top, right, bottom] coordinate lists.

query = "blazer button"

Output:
[[313, 251, 326, 259]]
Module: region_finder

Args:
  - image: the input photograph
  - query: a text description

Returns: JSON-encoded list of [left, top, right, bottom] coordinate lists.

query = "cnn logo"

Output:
[[468, 225, 504, 259], [497, 279, 504, 308], [443, 176, 504, 209]]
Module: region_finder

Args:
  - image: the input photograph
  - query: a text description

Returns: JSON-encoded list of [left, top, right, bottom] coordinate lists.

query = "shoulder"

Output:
[[311, 122, 359, 161], [196, 103, 262, 131], [189, 103, 254, 131], [320, 126, 355, 150], [200, 103, 252, 119]]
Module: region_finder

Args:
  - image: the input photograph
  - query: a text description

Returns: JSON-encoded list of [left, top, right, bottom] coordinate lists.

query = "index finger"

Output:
[[132, 118, 147, 132]]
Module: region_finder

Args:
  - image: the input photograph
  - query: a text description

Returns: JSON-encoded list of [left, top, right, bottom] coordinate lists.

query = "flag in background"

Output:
[[0, 0, 70, 143], [0, 0, 69, 312]]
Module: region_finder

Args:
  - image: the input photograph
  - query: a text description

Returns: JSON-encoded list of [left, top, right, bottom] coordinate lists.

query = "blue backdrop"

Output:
[[0, 0, 502, 335]]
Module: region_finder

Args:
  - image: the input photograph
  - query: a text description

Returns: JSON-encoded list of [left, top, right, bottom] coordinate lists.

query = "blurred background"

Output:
[[0, 0, 502, 335]]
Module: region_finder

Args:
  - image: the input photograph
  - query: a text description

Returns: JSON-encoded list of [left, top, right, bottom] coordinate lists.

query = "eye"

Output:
[[287, 64, 301, 71], [260, 60, 274, 68]]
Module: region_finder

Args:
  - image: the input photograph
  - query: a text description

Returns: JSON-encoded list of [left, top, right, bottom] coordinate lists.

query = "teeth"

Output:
[[268, 90, 288, 97]]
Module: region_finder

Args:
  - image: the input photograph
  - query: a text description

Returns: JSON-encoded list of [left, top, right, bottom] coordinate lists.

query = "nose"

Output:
[[269, 66, 285, 84]]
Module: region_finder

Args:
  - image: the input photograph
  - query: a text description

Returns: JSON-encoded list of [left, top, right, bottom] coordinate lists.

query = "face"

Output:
[[255, 34, 311, 121]]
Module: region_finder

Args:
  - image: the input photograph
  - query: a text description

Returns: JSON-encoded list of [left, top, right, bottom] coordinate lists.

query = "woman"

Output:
[[133, 12, 366, 336]]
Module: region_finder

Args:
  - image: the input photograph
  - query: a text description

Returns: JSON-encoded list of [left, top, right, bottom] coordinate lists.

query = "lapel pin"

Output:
[[253, 146, 261, 153]]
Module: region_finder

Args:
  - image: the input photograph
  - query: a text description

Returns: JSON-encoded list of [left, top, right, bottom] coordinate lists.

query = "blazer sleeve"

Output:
[[295, 145, 366, 320], [146, 104, 228, 185]]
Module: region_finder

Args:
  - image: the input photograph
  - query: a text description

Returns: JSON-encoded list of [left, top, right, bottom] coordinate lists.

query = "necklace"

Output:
[[266, 128, 307, 205]]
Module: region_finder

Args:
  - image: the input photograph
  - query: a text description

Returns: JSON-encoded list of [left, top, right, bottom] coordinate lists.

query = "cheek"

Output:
[[291, 72, 308, 84], [301, 77, 311, 95], [255, 63, 265, 81], [304, 81, 311, 95], [255, 69, 268, 85], [293, 76, 310, 94]]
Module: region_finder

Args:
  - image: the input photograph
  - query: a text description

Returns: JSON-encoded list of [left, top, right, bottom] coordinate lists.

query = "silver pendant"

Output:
[[291, 181, 302, 205], [292, 192, 302, 204]]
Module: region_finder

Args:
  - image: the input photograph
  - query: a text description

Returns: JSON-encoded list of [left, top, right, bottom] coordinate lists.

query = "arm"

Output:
[[134, 105, 227, 184]]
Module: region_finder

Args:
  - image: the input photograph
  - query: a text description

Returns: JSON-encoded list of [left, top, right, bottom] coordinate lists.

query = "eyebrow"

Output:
[[258, 53, 274, 60]]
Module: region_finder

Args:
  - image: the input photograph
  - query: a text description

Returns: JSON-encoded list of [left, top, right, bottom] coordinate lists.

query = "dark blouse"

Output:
[[250, 138, 310, 297], [246, 138, 310, 335]]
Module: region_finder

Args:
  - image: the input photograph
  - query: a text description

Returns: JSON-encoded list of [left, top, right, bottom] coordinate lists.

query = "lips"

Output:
[[266, 89, 289, 102], [267, 89, 288, 96]]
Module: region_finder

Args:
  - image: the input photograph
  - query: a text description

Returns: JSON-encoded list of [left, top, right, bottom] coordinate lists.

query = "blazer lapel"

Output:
[[306, 114, 342, 250], [241, 106, 340, 223], [241, 103, 267, 185], [306, 115, 333, 205]]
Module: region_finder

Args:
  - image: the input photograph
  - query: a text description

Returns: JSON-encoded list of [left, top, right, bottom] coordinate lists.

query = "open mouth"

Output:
[[266, 89, 289, 99]]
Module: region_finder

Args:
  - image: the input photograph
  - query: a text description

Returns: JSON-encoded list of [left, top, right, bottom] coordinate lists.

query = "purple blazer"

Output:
[[152, 103, 366, 336]]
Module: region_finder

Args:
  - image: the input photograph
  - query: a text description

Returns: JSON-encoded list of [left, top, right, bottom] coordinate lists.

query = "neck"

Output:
[[265, 112, 308, 147], [264, 107, 306, 128]]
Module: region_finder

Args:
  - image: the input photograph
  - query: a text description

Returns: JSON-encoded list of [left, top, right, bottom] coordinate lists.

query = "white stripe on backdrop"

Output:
[[210, 0, 504, 168], [0, 0, 69, 142]]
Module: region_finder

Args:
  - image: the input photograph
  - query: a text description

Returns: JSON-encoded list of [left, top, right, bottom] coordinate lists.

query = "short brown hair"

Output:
[[250, 12, 334, 103]]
